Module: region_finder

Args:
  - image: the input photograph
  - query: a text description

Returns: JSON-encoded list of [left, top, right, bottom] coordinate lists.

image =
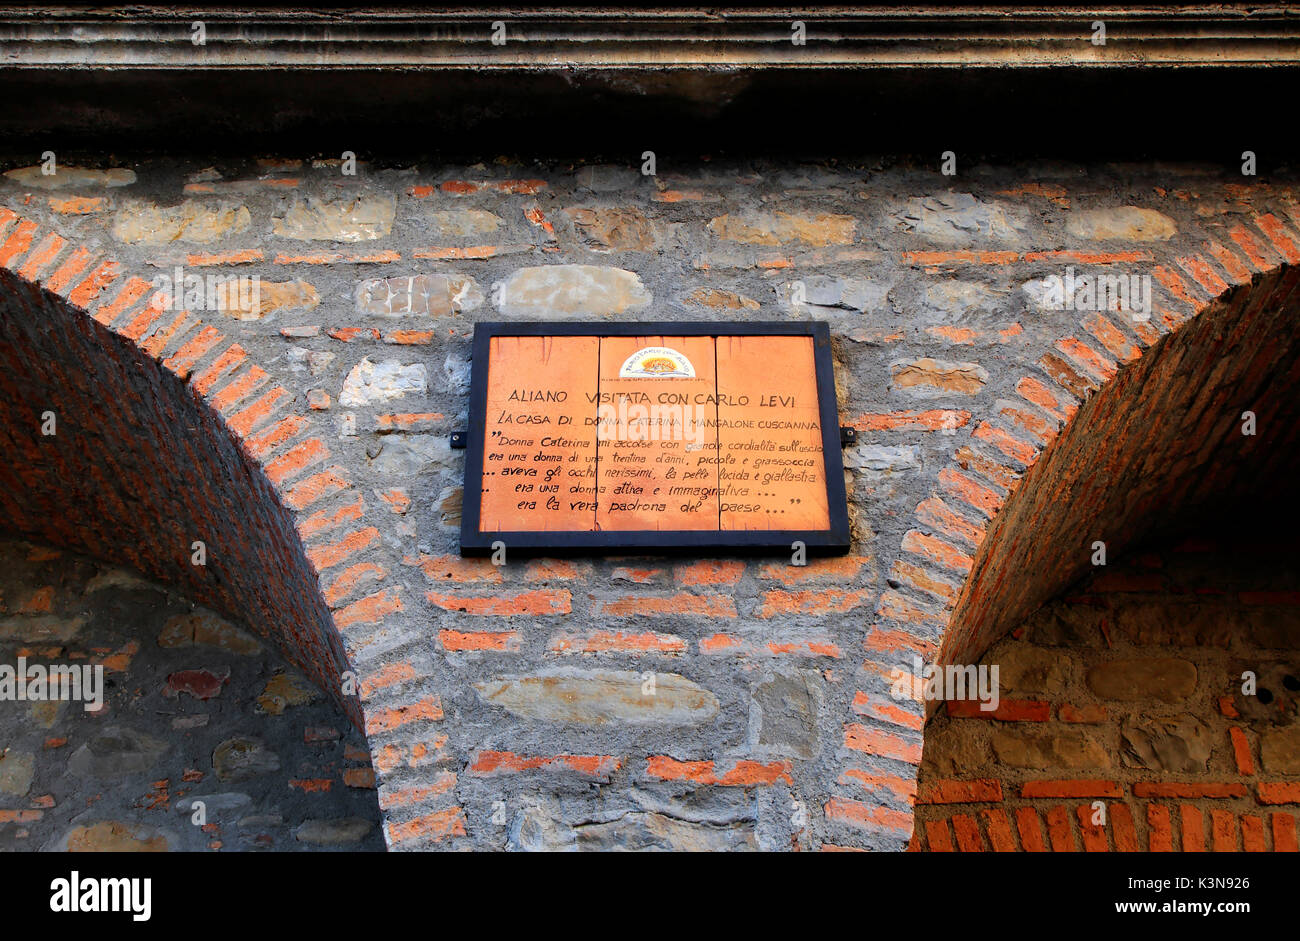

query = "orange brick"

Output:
[[598, 593, 736, 618], [358, 660, 416, 697], [1015, 807, 1047, 852], [938, 467, 1004, 517], [1178, 254, 1229, 295], [843, 724, 922, 763], [1180, 804, 1206, 852], [951, 814, 985, 851], [1075, 804, 1109, 852], [864, 629, 935, 663], [945, 698, 1049, 721], [186, 249, 264, 266], [837, 767, 918, 803], [1111, 804, 1139, 852], [1272, 813, 1298, 851], [470, 752, 620, 778], [298, 493, 365, 539], [49, 196, 108, 215], [1257, 782, 1300, 805], [343, 768, 376, 789], [1059, 703, 1107, 723], [1211, 809, 1238, 852], [875, 590, 942, 626], [824, 797, 912, 836], [44, 246, 95, 294], [851, 691, 924, 730], [404, 553, 503, 584], [364, 696, 444, 734], [265, 437, 328, 485], [674, 559, 745, 586], [163, 325, 223, 379], [427, 589, 570, 617], [191, 343, 248, 395], [953, 445, 1021, 491], [1255, 213, 1300, 263], [1230, 727, 1255, 775], [902, 250, 1018, 266], [1133, 782, 1248, 799], [227, 387, 290, 438], [382, 772, 458, 806], [1148, 804, 1175, 851], [386, 807, 465, 844], [756, 556, 866, 584], [18, 586, 54, 614], [1082, 313, 1141, 364], [983, 809, 1019, 851], [889, 559, 959, 604], [549, 630, 686, 655], [307, 527, 379, 572], [1037, 351, 1099, 399], [1229, 224, 1278, 270], [335, 588, 403, 630], [925, 818, 955, 852], [324, 562, 386, 607], [16, 231, 65, 278], [286, 469, 351, 510], [998, 403, 1058, 445], [1045, 805, 1075, 852], [377, 488, 411, 514], [524, 559, 590, 582], [646, 757, 792, 787], [439, 629, 520, 652], [289, 778, 332, 793], [1021, 779, 1121, 799], [916, 779, 1002, 804], [915, 496, 985, 545], [901, 530, 973, 574], [848, 409, 970, 432], [0, 218, 37, 268]]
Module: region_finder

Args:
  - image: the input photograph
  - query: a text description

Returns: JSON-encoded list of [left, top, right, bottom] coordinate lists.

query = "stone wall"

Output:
[[0, 536, 383, 851], [915, 525, 1300, 852], [1, 154, 1298, 849]]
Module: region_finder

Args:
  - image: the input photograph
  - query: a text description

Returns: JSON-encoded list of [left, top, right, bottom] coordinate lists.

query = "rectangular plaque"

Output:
[[460, 322, 849, 555]]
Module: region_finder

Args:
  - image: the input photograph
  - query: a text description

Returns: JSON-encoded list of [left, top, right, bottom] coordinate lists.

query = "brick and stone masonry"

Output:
[[0, 156, 1298, 850], [916, 528, 1300, 852], [0, 536, 384, 851]]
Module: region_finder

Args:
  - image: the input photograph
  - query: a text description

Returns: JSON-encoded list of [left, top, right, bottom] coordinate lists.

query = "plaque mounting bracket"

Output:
[[449, 431, 467, 449], [839, 427, 857, 447]]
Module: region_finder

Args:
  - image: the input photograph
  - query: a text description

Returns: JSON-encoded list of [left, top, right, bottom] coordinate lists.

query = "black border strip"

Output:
[[460, 320, 850, 556]]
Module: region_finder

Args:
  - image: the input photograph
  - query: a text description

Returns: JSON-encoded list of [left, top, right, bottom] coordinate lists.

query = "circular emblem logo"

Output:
[[618, 346, 695, 379]]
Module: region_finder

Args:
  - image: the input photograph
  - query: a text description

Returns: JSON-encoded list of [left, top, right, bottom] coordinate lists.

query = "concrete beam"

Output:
[[1, 6, 1299, 70]]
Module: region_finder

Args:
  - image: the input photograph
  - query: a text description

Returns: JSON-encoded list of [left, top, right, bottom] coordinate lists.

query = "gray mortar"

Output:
[[0, 536, 383, 851], [2, 153, 1294, 850]]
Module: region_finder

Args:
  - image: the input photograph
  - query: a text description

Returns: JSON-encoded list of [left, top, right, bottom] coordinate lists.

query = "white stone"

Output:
[[499, 265, 651, 317], [339, 357, 427, 407]]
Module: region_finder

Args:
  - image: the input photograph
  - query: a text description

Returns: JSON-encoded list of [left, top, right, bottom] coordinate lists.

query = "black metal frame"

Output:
[[460, 321, 851, 556]]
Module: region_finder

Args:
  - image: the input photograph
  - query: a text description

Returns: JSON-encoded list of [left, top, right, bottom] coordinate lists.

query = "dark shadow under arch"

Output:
[[0, 267, 359, 726], [940, 265, 1300, 671]]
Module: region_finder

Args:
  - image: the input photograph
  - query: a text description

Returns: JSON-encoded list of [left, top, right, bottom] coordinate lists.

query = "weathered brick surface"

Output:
[[916, 534, 1300, 851], [1, 159, 1297, 850], [0, 537, 382, 851]]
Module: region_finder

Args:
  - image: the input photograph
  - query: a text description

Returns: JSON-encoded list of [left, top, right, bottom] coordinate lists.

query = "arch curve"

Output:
[[0, 207, 406, 742], [833, 207, 1300, 850], [940, 247, 1298, 674]]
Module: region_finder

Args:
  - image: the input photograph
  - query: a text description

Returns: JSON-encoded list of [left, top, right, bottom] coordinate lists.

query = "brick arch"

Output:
[[0, 207, 408, 736], [870, 210, 1300, 848]]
